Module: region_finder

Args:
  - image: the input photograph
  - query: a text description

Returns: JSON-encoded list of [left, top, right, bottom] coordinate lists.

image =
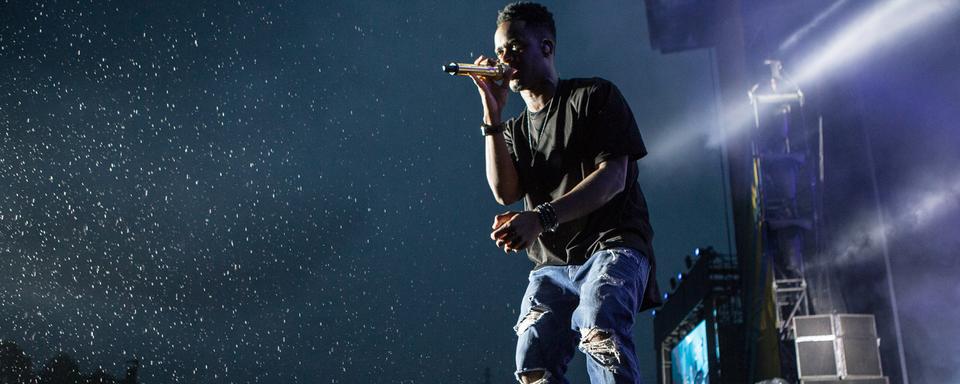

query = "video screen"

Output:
[[670, 320, 709, 384]]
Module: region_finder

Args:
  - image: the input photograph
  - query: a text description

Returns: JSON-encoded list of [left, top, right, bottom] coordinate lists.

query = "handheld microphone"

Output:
[[442, 62, 510, 79]]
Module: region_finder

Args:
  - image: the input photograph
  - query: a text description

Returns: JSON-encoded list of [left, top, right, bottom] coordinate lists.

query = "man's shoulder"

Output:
[[562, 77, 616, 94], [561, 77, 622, 114]]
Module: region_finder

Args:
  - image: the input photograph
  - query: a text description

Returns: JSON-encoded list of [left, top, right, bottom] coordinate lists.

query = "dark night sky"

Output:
[[1, 0, 731, 382]]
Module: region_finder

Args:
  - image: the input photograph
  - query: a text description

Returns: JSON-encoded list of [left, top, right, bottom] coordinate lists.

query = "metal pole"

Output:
[[861, 122, 910, 384]]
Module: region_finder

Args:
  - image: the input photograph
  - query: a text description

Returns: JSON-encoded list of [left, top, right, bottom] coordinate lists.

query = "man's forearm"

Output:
[[550, 156, 628, 225], [485, 132, 522, 205]]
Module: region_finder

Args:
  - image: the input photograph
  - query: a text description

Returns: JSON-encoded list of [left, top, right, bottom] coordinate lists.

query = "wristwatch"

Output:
[[481, 122, 505, 136]]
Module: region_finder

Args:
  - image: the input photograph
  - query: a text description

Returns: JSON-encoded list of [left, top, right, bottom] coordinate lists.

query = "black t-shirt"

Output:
[[503, 77, 661, 310]]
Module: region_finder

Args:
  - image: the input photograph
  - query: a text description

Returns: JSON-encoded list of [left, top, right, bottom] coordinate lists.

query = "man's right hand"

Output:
[[469, 55, 515, 125]]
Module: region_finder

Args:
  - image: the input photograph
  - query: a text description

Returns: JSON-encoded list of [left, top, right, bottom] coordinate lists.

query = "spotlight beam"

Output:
[[792, 0, 960, 86], [648, 0, 960, 163], [777, 0, 849, 53]]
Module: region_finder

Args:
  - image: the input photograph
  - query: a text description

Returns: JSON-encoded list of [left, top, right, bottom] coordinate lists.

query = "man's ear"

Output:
[[541, 39, 554, 56]]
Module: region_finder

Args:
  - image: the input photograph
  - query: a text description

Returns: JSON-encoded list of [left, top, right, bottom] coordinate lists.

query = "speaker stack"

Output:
[[793, 314, 888, 384]]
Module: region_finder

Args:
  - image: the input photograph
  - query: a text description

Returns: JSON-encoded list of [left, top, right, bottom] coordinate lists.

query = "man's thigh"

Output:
[[571, 247, 651, 382], [571, 247, 650, 332], [514, 267, 580, 382]]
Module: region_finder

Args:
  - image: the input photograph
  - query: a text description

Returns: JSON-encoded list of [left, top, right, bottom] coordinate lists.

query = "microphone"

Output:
[[442, 62, 510, 79]]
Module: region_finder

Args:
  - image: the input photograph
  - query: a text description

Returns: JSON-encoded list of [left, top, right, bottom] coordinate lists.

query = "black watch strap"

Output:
[[481, 122, 505, 136]]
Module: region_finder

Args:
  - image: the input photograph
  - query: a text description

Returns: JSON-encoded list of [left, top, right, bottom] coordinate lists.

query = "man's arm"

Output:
[[470, 55, 522, 205], [551, 155, 627, 224], [485, 127, 522, 205], [491, 155, 628, 252]]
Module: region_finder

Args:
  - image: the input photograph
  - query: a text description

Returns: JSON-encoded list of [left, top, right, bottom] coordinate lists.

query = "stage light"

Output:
[[708, 0, 958, 147], [649, 0, 960, 161], [693, 247, 701, 257]]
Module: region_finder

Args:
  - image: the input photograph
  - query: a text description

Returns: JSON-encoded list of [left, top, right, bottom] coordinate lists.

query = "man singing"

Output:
[[468, 2, 661, 383]]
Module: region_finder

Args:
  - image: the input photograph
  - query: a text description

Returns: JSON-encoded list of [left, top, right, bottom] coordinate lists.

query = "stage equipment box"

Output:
[[800, 379, 888, 384], [793, 314, 885, 381]]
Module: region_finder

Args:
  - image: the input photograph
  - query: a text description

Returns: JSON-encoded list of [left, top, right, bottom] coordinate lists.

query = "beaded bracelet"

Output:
[[534, 202, 559, 233]]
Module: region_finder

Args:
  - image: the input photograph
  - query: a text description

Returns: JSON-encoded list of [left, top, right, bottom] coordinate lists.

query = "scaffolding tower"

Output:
[[748, 60, 823, 381]]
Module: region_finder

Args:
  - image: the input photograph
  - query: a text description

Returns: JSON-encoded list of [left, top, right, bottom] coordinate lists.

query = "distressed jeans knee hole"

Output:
[[515, 368, 551, 384], [578, 329, 623, 372], [514, 305, 550, 336]]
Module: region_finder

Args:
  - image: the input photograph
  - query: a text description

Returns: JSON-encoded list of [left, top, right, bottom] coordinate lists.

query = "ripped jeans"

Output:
[[513, 247, 650, 384]]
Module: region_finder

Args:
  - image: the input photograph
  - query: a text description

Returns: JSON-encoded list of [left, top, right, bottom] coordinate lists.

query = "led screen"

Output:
[[670, 320, 709, 384]]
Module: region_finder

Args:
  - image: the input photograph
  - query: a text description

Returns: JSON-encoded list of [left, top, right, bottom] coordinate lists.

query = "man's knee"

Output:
[[516, 369, 549, 384], [578, 328, 623, 370], [514, 305, 550, 336]]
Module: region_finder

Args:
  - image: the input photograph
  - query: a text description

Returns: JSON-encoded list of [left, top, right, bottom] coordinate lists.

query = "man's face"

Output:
[[495, 20, 549, 92]]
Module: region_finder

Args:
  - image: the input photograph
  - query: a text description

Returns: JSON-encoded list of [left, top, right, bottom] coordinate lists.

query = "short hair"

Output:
[[497, 2, 556, 41]]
